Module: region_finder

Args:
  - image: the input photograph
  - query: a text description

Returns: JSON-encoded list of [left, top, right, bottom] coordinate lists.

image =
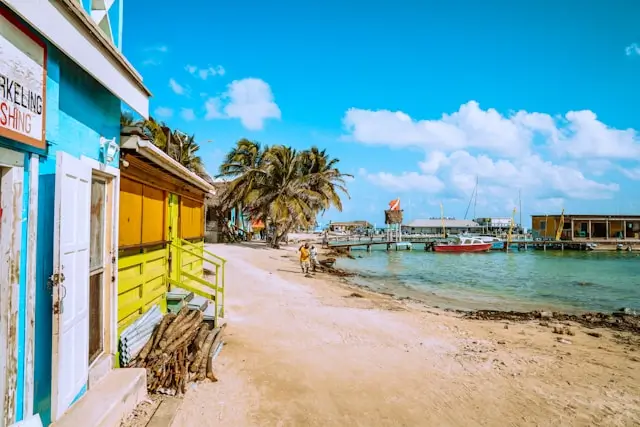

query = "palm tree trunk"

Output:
[[235, 203, 242, 230]]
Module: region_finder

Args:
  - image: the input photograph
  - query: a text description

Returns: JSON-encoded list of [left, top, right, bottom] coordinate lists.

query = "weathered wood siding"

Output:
[[117, 248, 168, 332]]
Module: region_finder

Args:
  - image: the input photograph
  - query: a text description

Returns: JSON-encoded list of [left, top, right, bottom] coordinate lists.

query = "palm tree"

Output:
[[246, 145, 318, 247], [120, 111, 136, 127], [171, 132, 204, 173], [216, 140, 350, 247], [217, 139, 267, 229], [299, 146, 351, 214]]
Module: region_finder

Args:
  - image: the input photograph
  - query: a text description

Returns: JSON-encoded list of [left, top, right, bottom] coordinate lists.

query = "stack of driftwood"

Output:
[[128, 306, 226, 395]]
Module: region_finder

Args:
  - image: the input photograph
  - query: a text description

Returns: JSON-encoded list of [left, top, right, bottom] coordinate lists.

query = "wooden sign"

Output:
[[0, 9, 47, 150]]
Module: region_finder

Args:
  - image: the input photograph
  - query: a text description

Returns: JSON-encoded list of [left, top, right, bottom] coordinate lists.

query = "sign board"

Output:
[[0, 10, 46, 150]]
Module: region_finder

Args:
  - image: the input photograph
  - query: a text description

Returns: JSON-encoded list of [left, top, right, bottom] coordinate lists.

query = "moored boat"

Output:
[[477, 235, 504, 250], [435, 237, 492, 253]]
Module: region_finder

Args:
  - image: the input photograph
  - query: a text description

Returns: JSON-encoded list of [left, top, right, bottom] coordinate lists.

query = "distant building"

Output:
[[531, 214, 640, 241], [474, 217, 523, 234], [328, 220, 373, 233], [402, 219, 481, 235]]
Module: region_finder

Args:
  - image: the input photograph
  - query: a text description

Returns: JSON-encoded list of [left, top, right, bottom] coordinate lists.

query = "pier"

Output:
[[324, 235, 640, 252]]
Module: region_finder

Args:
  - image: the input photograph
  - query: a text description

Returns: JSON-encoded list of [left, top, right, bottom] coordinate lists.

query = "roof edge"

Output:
[[121, 134, 214, 194]]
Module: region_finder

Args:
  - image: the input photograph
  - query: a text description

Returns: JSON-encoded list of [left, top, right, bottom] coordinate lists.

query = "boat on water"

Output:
[[477, 235, 504, 250], [435, 236, 492, 253]]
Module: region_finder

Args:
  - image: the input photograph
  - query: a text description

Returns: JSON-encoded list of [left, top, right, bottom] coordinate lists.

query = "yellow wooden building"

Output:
[[116, 129, 225, 333], [531, 214, 640, 241]]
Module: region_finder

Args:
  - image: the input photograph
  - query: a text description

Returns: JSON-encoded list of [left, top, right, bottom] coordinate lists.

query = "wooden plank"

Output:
[[146, 396, 183, 427], [0, 165, 23, 425], [119, 177, 143, 247], [141, 185, 165, 244], [24, 154, 38, 418]]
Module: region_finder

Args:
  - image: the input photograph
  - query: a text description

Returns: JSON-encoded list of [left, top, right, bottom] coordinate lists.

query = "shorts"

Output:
[[300, 260, 311, 269]]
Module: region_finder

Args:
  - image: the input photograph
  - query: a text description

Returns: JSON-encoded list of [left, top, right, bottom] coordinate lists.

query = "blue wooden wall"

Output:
[[33, 39, 122, 427]]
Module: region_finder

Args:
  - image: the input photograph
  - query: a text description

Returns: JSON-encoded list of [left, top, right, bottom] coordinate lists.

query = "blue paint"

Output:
[[33, 42, 121, 426], [2, 7, 126, 424], [70, 384, 87, 406], [32, 173, 54, 426], [81, 0, 92, 14], [108, 0, 121, 49], [15, 152, 32, 421]]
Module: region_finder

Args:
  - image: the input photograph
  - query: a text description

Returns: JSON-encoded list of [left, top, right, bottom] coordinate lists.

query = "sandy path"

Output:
[[171, 243, 640, 427]]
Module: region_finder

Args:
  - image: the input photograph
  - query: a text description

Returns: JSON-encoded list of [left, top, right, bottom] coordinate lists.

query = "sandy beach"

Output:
[[162, 241, 640, 426]]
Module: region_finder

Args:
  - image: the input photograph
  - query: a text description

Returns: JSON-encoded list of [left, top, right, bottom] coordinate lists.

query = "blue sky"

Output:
[[122, 0, 640, 227]]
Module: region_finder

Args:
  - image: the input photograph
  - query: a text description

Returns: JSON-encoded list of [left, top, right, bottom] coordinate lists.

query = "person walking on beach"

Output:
[[299, 243, 311, 274], [310, 245, 318, 272]]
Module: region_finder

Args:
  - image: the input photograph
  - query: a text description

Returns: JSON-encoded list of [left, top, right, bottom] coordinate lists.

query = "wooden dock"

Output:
[[325, 236, 640, 252]]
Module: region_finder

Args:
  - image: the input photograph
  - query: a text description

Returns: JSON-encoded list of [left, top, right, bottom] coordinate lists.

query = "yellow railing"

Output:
[[168, 239, 226, 324]]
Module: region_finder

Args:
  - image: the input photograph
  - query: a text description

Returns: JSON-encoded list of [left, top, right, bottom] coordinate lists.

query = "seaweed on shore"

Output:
[[463, 310, 640, 335]]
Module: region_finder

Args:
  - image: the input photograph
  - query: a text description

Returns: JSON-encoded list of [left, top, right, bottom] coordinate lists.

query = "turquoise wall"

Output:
[[33, 40, 122, 427]]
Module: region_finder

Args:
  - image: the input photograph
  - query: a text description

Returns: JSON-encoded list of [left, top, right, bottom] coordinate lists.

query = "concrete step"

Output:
[[51, 368, 147, 427]]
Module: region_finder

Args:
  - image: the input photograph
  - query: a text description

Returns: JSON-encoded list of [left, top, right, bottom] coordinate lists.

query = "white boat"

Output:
[[477, 235, 504, 250]]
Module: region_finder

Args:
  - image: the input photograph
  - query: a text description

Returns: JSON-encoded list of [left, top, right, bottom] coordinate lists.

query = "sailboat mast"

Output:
[[519, 189, 522, 233], [473, 176, 478, 220]]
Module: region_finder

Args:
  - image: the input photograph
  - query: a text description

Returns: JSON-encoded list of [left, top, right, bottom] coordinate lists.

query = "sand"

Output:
[[162, 242, 639, 426]]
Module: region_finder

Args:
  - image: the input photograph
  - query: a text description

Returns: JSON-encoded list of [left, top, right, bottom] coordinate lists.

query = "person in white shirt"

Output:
[[310, 245, 318, 272]]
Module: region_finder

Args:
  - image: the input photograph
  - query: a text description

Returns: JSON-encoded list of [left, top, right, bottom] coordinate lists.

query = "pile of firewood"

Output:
[[129, 306, 226, 395]]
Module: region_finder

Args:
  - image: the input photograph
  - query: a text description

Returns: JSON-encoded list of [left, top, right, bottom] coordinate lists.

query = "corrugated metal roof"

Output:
[[404, 219, 481, 228]]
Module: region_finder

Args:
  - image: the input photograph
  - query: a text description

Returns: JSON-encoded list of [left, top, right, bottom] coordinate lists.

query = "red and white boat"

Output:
[[434, 236, 492, 253]]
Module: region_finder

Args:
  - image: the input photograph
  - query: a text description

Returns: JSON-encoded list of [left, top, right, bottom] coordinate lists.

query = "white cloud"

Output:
[[358, 168, 445, 194], [180, 108, 196, 121], [186, 64, 226, 80], [154, 106, 173, 118], [619, 167, 640, 180], [343, 100, 640, 160], [169, 78, 186, 95], [625, 43, 640, 56], [204, 78, 281, 130], [344, 101, 631, 209], [549, 110, 640, 159], [204, 97, 224, 120]]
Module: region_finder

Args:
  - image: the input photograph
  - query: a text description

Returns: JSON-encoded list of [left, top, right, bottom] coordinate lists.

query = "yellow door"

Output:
[[168, 193, 180, 282]]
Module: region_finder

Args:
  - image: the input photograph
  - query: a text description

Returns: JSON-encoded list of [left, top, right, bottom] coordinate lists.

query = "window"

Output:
[[540, 221, 546, 231], [89, 178, 106, 364]]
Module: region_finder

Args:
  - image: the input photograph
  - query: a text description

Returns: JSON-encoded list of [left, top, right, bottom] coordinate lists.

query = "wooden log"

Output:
[[150, 313, 176, 352], [206, 323, 227, 381], [163, 310, 201, 346], [189, 325, 211, 371], [158, 307, 190, 350], [164, 312, 203, 355], [197, 330, 217, 380]]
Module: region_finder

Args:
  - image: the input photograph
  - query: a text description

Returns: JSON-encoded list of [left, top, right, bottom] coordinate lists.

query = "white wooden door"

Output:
[[51, 152, 91, 421]]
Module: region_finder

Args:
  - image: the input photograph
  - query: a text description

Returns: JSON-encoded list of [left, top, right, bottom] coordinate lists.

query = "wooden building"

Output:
[[531, 214, 640, 241], [117, 129, 221, 332]]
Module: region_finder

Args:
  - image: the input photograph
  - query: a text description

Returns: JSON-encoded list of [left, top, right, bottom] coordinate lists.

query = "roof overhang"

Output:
[[121, 134, 215, 194], [3, 0, 151, 118]]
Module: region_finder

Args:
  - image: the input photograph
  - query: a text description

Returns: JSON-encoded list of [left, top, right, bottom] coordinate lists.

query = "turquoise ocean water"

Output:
[[335, 246, 640, 314]]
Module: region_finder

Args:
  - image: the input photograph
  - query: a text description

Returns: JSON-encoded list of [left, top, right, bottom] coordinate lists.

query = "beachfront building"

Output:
[[402, 219, 481, 236], [474, 217, 523, 235], [328, 220, 373, 233], [531, 214, 640, 243], [0, 0, 152, 425], [118, 127, 223, 333]]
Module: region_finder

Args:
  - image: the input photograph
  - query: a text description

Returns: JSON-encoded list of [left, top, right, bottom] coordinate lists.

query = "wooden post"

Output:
[[623, 220, 627, 240], [606, 219, 609, 240], [570, 219, 574, 240], [588, 220, 592, 239]]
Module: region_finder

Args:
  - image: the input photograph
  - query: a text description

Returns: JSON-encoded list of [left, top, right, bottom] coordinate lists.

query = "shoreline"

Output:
[[308, 245, 640, 334], [169, 241, 640, 426]]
